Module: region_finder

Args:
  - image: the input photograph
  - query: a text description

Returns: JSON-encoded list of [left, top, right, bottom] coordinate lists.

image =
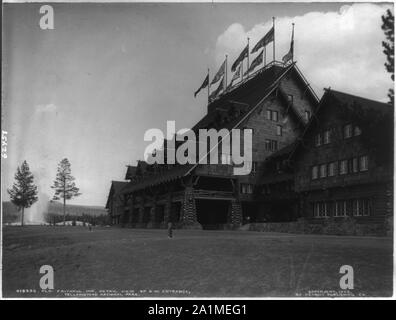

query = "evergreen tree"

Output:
[[7, 160, 38, 226], [381, 9, 394, 105], [51, 158, 81, 225]]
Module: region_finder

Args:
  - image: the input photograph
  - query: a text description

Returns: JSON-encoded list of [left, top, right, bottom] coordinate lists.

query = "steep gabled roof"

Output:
[[122, 62, 318, 193], [288, 88, 392, 161], [105, 180, 129, 209], [125, 165, 137, 180]]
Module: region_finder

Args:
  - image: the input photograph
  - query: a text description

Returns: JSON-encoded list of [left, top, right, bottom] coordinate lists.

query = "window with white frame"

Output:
[[312, 166, 319, 180], [359, 155, 368, 171], [340, 160, 348, 175]]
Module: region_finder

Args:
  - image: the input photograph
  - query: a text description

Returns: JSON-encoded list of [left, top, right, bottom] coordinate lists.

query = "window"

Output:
[[315, 133, 322, 147], [251, 161, 257, 173], [323, 129, 331, 144], [359, 155, 368, 171], [319, 164, 327, 178], [352, 157, 359, 173], [343, 124, 353, 139], [335, 201, 347, 217], [265, 139, 278, 151], [312, 166, 319, 180], [339, 160, 348, 175], [328, 162, 337, 177], [287, 94, 293, 104], [276, 125, 282, 136], [272, 110, 279, 122], [262, 185, 271, 195], [362, 199, 371, 216], [313, 202, 329, 218], [354, 126, 362, 136], [304, 110, 311, 121], [267, 109, 278, 122], [240, 183, 254, 194]]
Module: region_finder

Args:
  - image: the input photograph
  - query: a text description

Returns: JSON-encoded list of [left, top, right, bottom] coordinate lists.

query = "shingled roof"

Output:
[[122, 62, 318, 193], [287, 88, 392, 161], [105, 181, 129, 208], [121, 164, 193, 194]]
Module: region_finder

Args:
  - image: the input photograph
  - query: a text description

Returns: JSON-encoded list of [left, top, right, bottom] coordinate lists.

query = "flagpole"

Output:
[[225, 54, 228, 92], [247, 37, 250, 77], [292, 23, 295, 63], [264, 46, 266, 67], [207, 68, 210, 103], [272, 17, 276, 62]]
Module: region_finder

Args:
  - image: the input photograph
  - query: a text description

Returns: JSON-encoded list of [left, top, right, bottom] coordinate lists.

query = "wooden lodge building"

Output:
[[106, 61, 393, 234]]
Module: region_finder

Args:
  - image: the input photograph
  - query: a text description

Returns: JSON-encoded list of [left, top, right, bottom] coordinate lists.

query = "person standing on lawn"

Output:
[[167, 221, 173, 238]]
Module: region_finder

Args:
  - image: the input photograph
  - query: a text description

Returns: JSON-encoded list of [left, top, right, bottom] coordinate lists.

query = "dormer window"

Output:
[[343, 124, 353, 139], [354, 126, 362, 136], [315, 133, 322, 147], [304, 110, 311, 121]]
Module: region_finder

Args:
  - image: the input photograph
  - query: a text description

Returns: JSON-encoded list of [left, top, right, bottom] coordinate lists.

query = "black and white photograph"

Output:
[[1, 0, 394, 302]]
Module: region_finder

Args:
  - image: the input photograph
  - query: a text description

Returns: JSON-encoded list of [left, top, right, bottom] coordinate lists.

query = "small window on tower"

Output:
[[304, 110, 311, 121], [276, 125, 282, 136]]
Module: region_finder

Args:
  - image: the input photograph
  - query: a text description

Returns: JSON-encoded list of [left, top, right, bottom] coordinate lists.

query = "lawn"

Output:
[[2, 226, 393, 298]]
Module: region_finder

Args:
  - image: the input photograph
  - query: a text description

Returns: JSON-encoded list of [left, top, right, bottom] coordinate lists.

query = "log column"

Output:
[[229, 199, 243, 227], [181, 186, 201, 229]]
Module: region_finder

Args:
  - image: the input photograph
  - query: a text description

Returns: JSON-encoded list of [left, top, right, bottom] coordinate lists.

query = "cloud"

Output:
[[215, 3, 393, 101], [35, 103, 57, 113]]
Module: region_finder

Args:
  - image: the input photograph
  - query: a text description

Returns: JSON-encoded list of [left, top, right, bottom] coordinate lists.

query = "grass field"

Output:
[[2, 226, 393, 298]]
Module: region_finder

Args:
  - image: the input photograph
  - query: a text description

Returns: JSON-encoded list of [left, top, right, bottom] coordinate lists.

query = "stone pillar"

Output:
[[180, 186, 201, 229], [229, 199, 243, 228]]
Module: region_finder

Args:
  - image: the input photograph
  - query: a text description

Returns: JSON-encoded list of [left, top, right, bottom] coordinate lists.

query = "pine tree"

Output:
[[51, 158, 81, 225], [381, 9, 394, 105], [7, 160, 38, 226]]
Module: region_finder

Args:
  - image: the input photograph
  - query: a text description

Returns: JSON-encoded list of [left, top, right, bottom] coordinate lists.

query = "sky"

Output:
[[2, 2, 393, 207]]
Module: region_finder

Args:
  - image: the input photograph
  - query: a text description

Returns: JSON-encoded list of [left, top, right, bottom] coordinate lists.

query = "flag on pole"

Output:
[[194, 74, 209, 98], [210, 59, 226, 86], [243, 50, 263, 76], [251, 26, 274, 54], [209, 76, 224, 101], [231, 44, 249, 72], [229, 64, 241, 87], [282, 24, 294, 65]]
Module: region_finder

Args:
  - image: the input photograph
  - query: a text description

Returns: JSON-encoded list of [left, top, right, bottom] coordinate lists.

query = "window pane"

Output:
[[276, 125, 282, 136], [360, 155, 368, 171], [267, 110, 271, 120], [272, 111, 278, 122], [312, 166, 318, 179]]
